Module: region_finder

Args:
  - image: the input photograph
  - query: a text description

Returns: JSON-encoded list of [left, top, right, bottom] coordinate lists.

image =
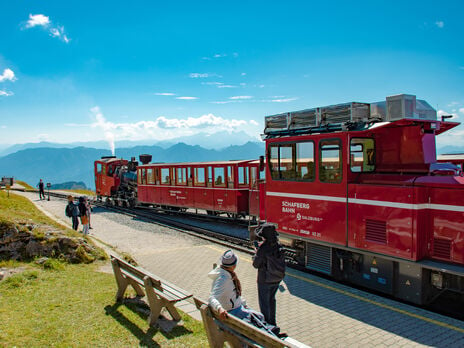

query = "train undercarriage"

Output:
[[283, 236, 464, 307]]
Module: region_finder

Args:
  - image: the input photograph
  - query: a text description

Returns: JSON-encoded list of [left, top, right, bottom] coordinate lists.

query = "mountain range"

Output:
[[0, 141, 265, 189], [0, 131, 260, 157]]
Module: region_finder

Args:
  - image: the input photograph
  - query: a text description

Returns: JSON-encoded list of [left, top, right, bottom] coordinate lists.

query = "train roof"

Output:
[[95, 157, 127, 164], [138, 159, 256, 167]]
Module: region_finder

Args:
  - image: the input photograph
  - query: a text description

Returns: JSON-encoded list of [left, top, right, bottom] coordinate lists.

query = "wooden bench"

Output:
[[194, 297, 310, 348], [110, 255, 193, 326]]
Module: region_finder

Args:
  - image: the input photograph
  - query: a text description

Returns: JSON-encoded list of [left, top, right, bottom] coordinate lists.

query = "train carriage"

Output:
[[137, 159, 263, 218], [262, 94, 464, 304]]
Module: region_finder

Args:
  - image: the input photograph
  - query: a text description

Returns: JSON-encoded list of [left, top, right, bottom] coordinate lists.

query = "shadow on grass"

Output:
[[104, 301, 193, 347]]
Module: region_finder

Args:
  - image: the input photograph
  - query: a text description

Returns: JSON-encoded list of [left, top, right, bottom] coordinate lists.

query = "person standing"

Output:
[[252, 223, 286, 327], [37, 179, 45, 200], [78, 196, 89, 235], [66, 195, 80, 231], [85, 197, 92, 229]]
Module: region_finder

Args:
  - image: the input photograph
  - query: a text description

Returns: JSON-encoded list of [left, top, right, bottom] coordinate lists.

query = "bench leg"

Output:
[[144, 277, 163, 326], [127, 278, 146, 297], [164, 300, 181, 321], [111, 259, 129, 301]]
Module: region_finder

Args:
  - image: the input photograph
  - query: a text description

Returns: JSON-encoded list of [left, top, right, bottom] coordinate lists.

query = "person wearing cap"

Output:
[[208, 249, 247, 320], [252, 223, 286, 327]]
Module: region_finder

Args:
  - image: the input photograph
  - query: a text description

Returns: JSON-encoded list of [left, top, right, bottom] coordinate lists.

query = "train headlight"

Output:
[[431, 272, 443, 289]]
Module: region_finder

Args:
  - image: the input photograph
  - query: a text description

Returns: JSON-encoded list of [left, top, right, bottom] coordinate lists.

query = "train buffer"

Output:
[[110, 255, 192, 327], [193, 297, 310, 348]]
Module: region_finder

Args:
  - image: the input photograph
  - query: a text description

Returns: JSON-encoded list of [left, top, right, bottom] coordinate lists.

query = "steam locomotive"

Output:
[[95, 94, 464, 306]]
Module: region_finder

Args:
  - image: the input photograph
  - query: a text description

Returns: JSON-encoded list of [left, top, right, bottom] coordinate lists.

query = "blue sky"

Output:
[[1, 0, 463, 151]]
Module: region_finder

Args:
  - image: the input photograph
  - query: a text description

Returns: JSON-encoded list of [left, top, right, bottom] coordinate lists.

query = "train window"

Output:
[[141, 169, 147, 185], [269, 146, 280, 179], [177, 167, 187, 185], [161, 168, 170, 185], [251, 167, 258, 187], [107, 165, 113, 176], [137, 169, 142, 184], [319, 139, 342, 183], [238, 166, 249, 185], [269, 141, 313, 181], [208, 167, 213, 186], [194, 167, 205, 186], [227, 166, 234, 187], [350, 138, 375, 173], [188, 167, 192, 183], [147, 169, 155, 184], [214, 167, 226, 187], [297, 142, 315, 181], [96, 163, 102, 174]]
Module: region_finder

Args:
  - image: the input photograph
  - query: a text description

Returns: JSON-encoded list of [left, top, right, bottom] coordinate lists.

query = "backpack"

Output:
[[265, 246, 286, 283], [65, 204, 72, 217]]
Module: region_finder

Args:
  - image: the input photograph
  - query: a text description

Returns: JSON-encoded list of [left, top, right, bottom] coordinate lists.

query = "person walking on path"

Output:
[[36, 179, 45, 200], [78, 196, 89, 235], [66, 195, 80, 231], [252, 223, 286, 327]]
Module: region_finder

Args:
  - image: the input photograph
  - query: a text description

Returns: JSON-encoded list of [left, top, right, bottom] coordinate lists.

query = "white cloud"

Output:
[[26, 14, 50, 28], [435, 21, 444, 28], [23, 14, 70, 43], [214, 54, 227, 58], [241, 72, 246, 76], [89, 107, 250, 145], [210, 101, 234, 104], [0, 69, 16, 82], [230, 96, 253, 100], [155, 92, 175, 96], [189, 73, 210, 78], [202, 82, 223, 86], [218, 85, 237, 88], [249, 120, 259, 126], [0, 125, 6, 129], [176, 96, 198, 100], [270, 97, 298, 103], [459, 108, 464, 114], [0, 90, 13, 97]]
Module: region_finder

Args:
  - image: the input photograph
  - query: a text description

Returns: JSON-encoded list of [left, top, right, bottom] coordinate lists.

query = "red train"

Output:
[[95, 94, 464, 305]]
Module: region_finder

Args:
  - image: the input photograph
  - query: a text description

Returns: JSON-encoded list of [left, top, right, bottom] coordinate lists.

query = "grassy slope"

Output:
[[0, 263, 207, 347], [0, 191, 207, 347]]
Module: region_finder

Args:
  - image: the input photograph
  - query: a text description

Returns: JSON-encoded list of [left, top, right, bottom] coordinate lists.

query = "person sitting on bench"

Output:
[[208, 249, 286, 338]]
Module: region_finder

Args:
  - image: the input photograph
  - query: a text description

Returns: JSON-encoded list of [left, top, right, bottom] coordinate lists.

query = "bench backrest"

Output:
[[111, 255, 192, 302], [194, 297, 297, 348], [111, 255, 162, 289]]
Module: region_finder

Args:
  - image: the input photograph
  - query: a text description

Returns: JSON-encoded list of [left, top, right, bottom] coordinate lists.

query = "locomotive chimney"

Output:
[[139, 154, 152, 165]]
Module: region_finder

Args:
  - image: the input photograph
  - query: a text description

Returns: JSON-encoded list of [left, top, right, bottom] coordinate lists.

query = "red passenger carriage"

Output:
[[137, 159, 264, 218]]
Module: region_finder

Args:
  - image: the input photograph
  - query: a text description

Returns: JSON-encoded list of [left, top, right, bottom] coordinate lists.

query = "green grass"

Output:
[[0, 262, 208, 347], [0, 190, 78, 237], [14, 180, 35, 190]]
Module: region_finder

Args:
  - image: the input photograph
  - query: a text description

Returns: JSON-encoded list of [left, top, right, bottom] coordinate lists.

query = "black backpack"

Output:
[[265, 246, 286, 283], [65, 204, 72, 217]]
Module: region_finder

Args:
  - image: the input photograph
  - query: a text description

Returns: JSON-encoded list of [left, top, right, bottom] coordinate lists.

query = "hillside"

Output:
[[0, 142, 265, 189]]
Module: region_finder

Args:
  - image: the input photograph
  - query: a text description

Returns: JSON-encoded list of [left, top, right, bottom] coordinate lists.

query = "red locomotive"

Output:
[[95, 94, 464, 305]]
